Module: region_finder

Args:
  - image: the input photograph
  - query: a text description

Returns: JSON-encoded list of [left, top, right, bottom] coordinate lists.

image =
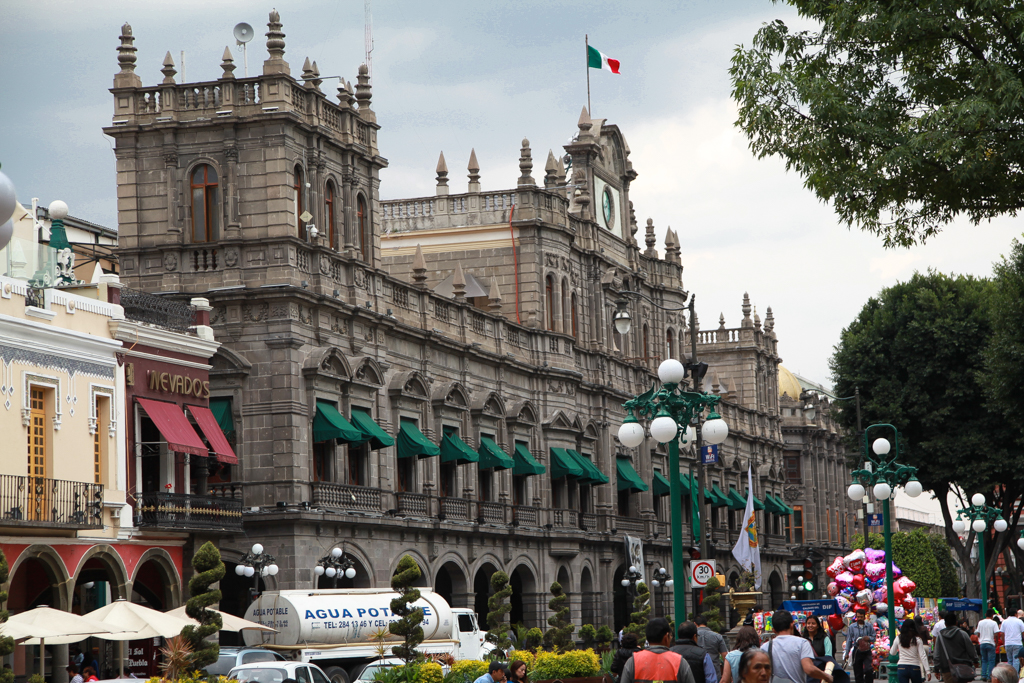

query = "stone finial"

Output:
[[337, 79, 353, 109], [741, 292, 753, 327], [264, 9, 290, 76], [220, 47, 236, 79], [518, 138, 535, 187], [718, 313, 726, 330], [629, 201, 638, 236], [665, 228, 682, 264], [577, 106, 593, 138], [753, 305, 762, 330], [573, 169, 591, 220], [160, 52, 177, 84], [467, 149, 481, 193], [355, 63, 373, 115], [311, 61, 323, 91], [765, 306, 775, 333], [452, 262, 467, 301], [302, 57, 315, 86], [544, 150, 559, 188], [644, 218, 657, 257], [412, 244, 428, 289], [556, 154, 567, 185], [114, 23, 142, 88], [435, 152, 449, 195], [488, 277, 503, 315]]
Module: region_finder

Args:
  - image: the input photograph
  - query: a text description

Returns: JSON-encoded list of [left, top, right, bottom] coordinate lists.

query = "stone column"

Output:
[[342, 167, 356, 254]]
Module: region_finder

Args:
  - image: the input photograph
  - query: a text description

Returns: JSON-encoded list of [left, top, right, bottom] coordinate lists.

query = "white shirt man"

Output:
[[1003, 613, 1024, 672]]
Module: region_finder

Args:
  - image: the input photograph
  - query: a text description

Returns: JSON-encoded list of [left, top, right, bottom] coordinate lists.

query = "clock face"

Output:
[[602, 186, 615, 228]]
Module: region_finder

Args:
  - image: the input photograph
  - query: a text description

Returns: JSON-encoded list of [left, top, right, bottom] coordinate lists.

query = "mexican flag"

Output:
[[587, 45, 620, 73]]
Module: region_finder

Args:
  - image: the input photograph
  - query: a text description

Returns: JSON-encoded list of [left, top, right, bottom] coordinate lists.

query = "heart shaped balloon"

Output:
[[895, 577, 916, 594], [865, 548, 885, 564], [844, 549, 867, 572], [827, 557, 845, 578], [851, 574, 866, 590], [837, 596, 852, 613], [903, 596, 916, 612], [828, 614, 845, 631], [836, 571, 855, 588], [865, 562, 885, 581]]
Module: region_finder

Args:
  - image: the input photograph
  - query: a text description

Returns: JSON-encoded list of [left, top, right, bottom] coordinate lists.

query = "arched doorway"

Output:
[[769, 570, 784, 610], [8, 548, 69, 680], [509, 564, 538, 628], [473, 563, 499, 627], [219, 561, 266, 647], [132, 557, 177, 610], [613, 564, 630, 631], [435, 561, 469, 609], [580, 566, 595, 626]]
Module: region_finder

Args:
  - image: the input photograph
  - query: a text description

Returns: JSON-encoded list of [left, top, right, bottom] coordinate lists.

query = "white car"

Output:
[[352, 658, 404, 683], [229, 661, 333, 683]]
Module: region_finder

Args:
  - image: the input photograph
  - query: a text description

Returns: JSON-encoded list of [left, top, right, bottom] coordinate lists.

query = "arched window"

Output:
[[190, 165, 220, 242], [666, 328, 675, 359], [570, 293, 578, 339], [642, 324, 650, 362], [325, 182, 336, 249], [294, 165, 305, 238], [358, 195, 369, 261], [545, 276, 555, 331]]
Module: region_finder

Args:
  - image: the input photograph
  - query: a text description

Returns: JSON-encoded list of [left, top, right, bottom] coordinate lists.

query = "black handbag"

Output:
[[937, 632, 976, 683]]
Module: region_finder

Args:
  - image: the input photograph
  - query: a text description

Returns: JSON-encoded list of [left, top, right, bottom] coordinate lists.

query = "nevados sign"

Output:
[[147, 370, 210, 398]]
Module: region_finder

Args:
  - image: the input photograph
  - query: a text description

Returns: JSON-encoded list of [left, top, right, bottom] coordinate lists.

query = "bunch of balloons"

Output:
[[825, 548, 917, 625]]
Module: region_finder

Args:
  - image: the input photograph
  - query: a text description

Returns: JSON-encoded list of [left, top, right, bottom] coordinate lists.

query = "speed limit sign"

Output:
[[689, 560, 716, 587]]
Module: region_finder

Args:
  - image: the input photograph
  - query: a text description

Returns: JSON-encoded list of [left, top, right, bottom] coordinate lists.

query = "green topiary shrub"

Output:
[[530, 649, 601, 680], [390, 555, 425, 665], [545, 582, 575, 650], [623, 582, 650, 638], [891, 529, 941, 598], [578, 624, 596, 648], [486, 571, 513, 658], [700, 576, 725, 633], [526, 627, 544, 650], [595, 625, 614, 649], [180, 541, 225, 670]]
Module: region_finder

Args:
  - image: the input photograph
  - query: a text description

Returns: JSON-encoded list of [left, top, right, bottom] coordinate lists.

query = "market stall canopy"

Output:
[[2, 606, 119, 644], [166, 605, 278, 633]]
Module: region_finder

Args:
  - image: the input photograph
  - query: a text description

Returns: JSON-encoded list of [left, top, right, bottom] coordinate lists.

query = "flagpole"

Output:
[[585, 34, 591, 115]]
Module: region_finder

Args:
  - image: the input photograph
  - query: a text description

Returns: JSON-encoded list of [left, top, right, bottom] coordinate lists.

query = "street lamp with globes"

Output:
[[235, 542, 279, 600], [313, 546, 358, 587], [952, 493, 1007, 612], [649, 567, 674, 618]]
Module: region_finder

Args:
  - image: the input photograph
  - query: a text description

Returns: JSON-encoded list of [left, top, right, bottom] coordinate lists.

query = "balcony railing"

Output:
[[478, 501, 505, 524], [208, 482, 243, 500], [135, 492, 243, 531], [553, 509, 578, 528], [440, 497, 470, 521], [396, 492, 429, 516], [120, 287, 196, 333], [513, 505, 539, 527], [0, 475, 103, 528], [580, 513, 599, 531], [311, 483, 382, 512]]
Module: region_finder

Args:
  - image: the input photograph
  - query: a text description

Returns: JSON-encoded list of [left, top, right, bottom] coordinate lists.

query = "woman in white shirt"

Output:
[[891, 618, 931, 683]]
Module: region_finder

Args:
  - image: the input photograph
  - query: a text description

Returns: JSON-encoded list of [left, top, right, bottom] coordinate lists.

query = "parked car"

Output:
[[352, 658, 403, 683], [229, 661, 333, 683], [207, 647, 287, 676]]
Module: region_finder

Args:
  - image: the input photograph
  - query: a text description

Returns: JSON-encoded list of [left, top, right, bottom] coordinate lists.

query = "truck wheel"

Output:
[[323, 667, 350, 683]]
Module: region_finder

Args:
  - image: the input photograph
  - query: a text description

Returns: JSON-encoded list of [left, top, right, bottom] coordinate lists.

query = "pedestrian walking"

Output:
[[934, 611, 978, 683], [721, 625, 762, 683], [991, 663, 1017, 683], [844, 610, 875, 666], [801, 615, 834, 658], [670, 621, 717, 683], [612, 633, 642, 680], [759, 610, 833, 683], [889, 618, 931, 683], [736, 649, 772, 683], [619, 618, 697, 683], [978, 610, 1000, 680], [696, 615, 729, 679], [851, 637, 875, 683], [1001, 610, 1024, 673]]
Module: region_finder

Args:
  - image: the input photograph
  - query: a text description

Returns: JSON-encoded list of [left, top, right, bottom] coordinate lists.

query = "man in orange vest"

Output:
[[620, 618, 697, 683]]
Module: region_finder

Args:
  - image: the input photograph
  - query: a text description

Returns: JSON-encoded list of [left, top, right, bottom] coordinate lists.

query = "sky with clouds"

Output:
[[2, 0, 1021, 387]]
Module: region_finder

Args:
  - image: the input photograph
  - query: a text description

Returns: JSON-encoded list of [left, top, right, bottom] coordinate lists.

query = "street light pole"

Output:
[[689, 296, 709, 564], [235, 543, 279, 602], [953, 495, 1007, 611]]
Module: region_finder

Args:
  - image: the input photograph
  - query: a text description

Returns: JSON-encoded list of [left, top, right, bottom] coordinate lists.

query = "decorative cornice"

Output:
[[109, 319, 220, 359]]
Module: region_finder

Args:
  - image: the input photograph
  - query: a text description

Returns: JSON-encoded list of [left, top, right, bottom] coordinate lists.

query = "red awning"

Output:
[[188, 405, 238, 464], [136, 397, 209, 457]]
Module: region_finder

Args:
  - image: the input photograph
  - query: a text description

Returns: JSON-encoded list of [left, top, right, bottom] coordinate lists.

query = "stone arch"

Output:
[[75, 544, 129, 602], [131, 547, 181, 609], [509, 400, 539, 426], [389, 371, 429, 400], [768, 570, 784, 611], [210, 345, 252, 375], [6, 544, 71, 612], [432, 380, 470, 410], [556, 565, 572, 593], [472, 560, 501, 627], [433, 556, 471, 609], [351, 356, 386, 386], [471, 390, 506, 419], [508, 559, 540, 627], [303, 346, 352, 380], [580, 565, 596, 625]]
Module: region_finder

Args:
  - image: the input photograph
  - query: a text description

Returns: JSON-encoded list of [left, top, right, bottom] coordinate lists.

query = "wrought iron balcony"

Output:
[[135, 491, 243, 531], [120, 287, 196, 333], [0, 475, 103, 529]]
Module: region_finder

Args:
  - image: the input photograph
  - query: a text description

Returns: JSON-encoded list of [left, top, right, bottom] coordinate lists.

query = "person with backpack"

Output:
[[934, 611, 979, 683], [619, 618, 696, 683]]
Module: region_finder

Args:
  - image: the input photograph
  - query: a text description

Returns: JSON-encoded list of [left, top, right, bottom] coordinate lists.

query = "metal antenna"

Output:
[[364, 0, 373, 77]]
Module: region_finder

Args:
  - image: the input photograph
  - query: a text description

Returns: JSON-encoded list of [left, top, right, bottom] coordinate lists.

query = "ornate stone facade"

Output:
[[104, 12, 854, 633]]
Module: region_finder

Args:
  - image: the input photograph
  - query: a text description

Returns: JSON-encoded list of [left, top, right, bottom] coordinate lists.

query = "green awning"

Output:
[[652, 471, 671, 496], [550, 447, 584, 479], [764, 493, 785, 515], [513, 443, 546, 476], [313, 401, 364, 443], [772, 493, 794, 516], [398, 420, 440, 459], [209, 398, 234, 438], [726, 488, 747, 510], [479, 437, 514, 471], [709, 484, 730, 508], [568, 449, 609, 485], [616, 458, 649, 493], [350, 408, 395, 450], [441, 432, 479, 465], [746, 489, 765, 511]]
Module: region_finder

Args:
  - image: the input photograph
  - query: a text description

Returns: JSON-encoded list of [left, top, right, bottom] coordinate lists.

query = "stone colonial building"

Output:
[[99, 11, 856, 648]]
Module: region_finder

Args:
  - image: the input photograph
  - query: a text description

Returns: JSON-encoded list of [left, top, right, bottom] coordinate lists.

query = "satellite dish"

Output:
[[234, 22, 254, 45]]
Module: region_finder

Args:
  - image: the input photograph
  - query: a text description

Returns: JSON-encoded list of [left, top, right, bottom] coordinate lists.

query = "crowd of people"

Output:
[[599, 607, 1024, 683]]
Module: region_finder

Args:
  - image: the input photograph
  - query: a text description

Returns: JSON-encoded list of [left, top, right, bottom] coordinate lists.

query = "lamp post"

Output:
[[847, 426, 922, 683], [617, 294, 728, 629], [621, 565, 644, 596], [313, 547, 357, 588], [235, 543, 279, 601], [649, 567, 674, 617], [952, 494, 1006, 612]]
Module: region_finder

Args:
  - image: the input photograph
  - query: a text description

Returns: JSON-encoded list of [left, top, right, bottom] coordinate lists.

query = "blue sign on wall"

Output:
[[868, 513, 883, 528], [701, 445, 718, 464]]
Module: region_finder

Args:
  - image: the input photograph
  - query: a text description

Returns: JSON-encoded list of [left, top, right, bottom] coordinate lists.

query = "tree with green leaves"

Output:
[[983, 238, 1024, 440], [389, 555, 424, 665], [929, 533, 961, 598], [0, 547, 14, 683], [830, 270, 1023, 601], [544, 581, 574, 650], [486, 571, 512, 659], [180, 541, 225, 670], [700, 576, 725, 633], [623, 582, 651, 639], [730, 2, 1024, 247], [891, 530, 941, 598]]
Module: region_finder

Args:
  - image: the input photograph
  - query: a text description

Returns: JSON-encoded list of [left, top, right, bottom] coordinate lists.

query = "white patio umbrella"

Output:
[[76, 599, 198, 678], [165, 605, 278, 633], [1, 606, 121, 676]]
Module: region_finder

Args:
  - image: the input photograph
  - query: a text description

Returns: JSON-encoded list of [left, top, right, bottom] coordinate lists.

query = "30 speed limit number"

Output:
[[689, 560, 716, 588]]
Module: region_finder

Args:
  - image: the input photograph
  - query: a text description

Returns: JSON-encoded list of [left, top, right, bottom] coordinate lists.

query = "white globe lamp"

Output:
[[252, 543, 264, 555], [235, 564, 246, 576], [1018, 537, 1024, 551], [326, 567, 337, 578], [953, 519, 966, 533], [665, 579, 674, 588], [331, 547, 343, 559], [681, 425, 695, 445], [651, 580, 660, 588], [0, 170, 16, 226], [629, 565, 637, 573], [345, 567, 357, 579], [613, 309, 632, 335], [873, 482, 892, 500], [872, 438, 890, 456], [268, 564, 279, 576], [995, 519, 1008, 533], [904, 479, 923, 498], [618, 421, 646, 448], [48, 199, 68, 220], [649, 416, 678, 443], [973, 519, 987, 533], [848, 483, 865, 502], [621, 579, 630, 587], [972, 493, 986, 507], [703, 413, 729, 445], [658, 359, 686, 385], [314, 565, 325, 576], [244, 566, 255, 578]]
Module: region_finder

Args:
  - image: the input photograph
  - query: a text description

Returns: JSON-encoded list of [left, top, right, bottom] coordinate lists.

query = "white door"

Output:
[[456, 612, 484, 658]]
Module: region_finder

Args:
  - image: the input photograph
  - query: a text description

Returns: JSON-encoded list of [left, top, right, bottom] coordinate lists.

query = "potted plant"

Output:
[[727, 570, 762, 621]]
